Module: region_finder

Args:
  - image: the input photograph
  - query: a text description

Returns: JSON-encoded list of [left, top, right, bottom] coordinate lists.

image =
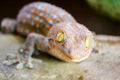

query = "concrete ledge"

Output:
[[0, 33, 120, 80]]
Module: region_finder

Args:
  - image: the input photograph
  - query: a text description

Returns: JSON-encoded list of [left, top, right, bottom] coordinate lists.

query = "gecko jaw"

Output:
[[54, 45, 92, 62], [49, 47, 73, 62]]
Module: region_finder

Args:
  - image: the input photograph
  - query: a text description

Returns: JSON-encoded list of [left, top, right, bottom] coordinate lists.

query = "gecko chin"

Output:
[[51, 45, 92, 62], [47, 22, 95, 62]]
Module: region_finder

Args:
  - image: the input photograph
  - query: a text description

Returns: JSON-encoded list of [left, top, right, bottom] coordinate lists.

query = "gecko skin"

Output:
[[1, 2, 95, 69]]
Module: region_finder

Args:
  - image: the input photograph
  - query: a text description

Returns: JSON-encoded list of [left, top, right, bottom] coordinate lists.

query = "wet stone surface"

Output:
[[0, 33, 120, 80]]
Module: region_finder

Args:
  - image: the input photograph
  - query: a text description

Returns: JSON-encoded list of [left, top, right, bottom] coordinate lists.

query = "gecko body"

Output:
[[1, 2, 95, 69]]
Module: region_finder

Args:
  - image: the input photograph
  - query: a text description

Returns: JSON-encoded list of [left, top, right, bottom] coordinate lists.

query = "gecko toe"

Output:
[[16, 62, 24, 69], [3, 54, 19, 66], [25, 62, 34, 69], [2, 60, 13, 65]]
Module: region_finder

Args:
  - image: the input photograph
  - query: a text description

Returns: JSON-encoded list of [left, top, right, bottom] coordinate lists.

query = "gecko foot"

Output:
[[3, 60, 15, 65], [3, 54, 34, 69], [3, 54, 19, 65], [25, 62, 34, 69], [16, 60, 34, 69], [16, 62, 24, 69]]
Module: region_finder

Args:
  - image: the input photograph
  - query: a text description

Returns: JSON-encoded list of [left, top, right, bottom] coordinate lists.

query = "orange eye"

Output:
[[85, 36, 91, 48], [56, 32, 64, 42]]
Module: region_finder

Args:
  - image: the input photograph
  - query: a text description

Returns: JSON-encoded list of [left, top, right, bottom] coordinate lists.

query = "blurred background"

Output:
[[0, 0, 120, 35]]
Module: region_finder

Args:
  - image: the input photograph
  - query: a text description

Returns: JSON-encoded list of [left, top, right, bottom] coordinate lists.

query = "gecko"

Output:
[[1, 2, 95, 69]]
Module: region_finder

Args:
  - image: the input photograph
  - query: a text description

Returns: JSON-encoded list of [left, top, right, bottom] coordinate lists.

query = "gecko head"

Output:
[[48, 22, 95, 62]]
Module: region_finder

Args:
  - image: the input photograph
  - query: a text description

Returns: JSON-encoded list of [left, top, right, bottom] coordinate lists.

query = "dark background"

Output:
[[0, 0, 120, 35]]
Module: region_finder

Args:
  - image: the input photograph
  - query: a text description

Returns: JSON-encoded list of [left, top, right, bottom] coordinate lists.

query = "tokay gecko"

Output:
[[1, 2, 95, 69]]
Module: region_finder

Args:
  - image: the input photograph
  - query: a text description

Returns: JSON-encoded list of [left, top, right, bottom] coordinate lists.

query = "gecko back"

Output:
[[1, 2, 76, 36]]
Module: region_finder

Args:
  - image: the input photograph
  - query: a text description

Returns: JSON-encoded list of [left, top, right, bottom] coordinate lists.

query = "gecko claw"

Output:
[[3, 60, 13, 65], [25, 62, 34, 69], [18, 48, 24, 53], [3, 54, 19, 65], [16, 62, 24, 69]]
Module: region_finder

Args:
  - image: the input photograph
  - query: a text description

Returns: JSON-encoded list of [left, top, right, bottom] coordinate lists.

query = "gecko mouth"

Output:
[[52, 46, 90, 62], [57, 43, 92, 62]]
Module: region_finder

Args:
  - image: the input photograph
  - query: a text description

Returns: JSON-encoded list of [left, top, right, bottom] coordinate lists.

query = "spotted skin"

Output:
[[1, 2, 95, 68], [17, 2, 76, 36]]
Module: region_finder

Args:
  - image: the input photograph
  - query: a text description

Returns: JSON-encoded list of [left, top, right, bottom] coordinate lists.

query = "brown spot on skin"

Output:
[[47, 25, 51, 30], [29, 28, 35, 34], [57, 29, 61, 33], [46, 17, 51, 21], [76, 46, 80, 49], [70, 43, 73, 47], [26, 19, 30, 24], [32, 5, 37, 9], [51, 9, 55, 13], [42, 6, 47, 12], [55, 25, 59, 29], [53, 31, 57, 35], [53, 37, 56, 41], [34, 20, 39, 25], [74, 36, 77, 39], [29, 37, 33, 42], [34, 44, 37, 49], [36, 39, 39, 43], [43, 43, 46, 47], [25, 43, 29, 47], [26, 48, 30, 51], [62, 44, 67, 48], [48, 46, 53, 50], [53, 18, 57, 22], [41, 37, 45, 41], [34, 10, 39, 15], [49, 39, 53, 44]]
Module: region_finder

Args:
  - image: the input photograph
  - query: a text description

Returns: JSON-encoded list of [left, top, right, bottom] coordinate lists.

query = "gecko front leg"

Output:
[[18, 33, 49, 69], [4, 33, 49, 69]]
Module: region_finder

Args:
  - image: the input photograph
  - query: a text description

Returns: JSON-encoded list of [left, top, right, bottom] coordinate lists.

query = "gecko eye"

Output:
[[56, 32, 64, 43], [85, 36, 91, 48]]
